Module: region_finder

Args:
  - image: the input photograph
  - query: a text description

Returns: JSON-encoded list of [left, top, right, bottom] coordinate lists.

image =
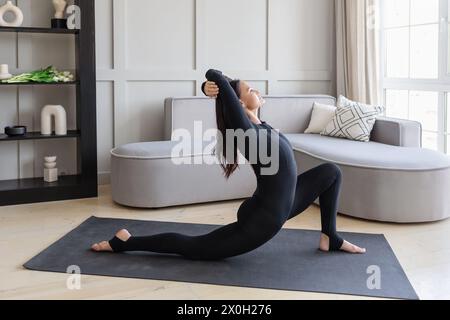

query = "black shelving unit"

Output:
[[0, 130, 81, 142], [0, 0, 97, 206]]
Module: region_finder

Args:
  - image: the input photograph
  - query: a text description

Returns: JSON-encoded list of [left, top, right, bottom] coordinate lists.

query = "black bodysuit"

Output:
[[108, 69, 344, 260]]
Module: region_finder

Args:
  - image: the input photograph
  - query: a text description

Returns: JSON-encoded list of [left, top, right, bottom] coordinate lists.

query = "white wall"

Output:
[[0, 0, 336, 185]]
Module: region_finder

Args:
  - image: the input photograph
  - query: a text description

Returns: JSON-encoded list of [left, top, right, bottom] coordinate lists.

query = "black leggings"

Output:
[[108, 163, 344, 260]]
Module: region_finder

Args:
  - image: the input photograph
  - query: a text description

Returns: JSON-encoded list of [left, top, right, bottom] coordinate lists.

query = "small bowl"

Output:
[[45, 156, 57, 163], [5, 126, 27, 136]]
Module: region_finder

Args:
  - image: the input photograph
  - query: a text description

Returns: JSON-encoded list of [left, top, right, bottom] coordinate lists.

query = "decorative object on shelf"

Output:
[[4, 125, 27, 136], [44, 156, 58, 182], [1, 65, 74, 84], [0, 64, 12, 80], [51, 0, 67, 29], [0, 0, 97, 207], [41, 105, 67, 136], [66, 4, 81, 30], [0, 1, 24, 27]]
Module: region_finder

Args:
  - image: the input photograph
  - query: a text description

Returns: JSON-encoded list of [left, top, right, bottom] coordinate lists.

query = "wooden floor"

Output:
[[1, 184, 449, 300]]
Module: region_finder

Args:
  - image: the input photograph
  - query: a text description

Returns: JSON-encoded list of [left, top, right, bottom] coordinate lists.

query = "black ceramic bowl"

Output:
[[5, 126, 27, 136]]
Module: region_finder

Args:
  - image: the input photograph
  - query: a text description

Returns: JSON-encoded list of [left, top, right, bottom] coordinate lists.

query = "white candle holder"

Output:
[[44, 156, 58, 182], [0, 64, 12, 80]]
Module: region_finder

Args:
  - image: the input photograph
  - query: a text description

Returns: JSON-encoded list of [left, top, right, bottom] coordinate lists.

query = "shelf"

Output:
[[0, 130, 80, 142], [0, 175, 82, 192], [0, 0, 98, 207], [0, 174, 97, 206], [0, 26, 79, 34], [0, 81, 79, 86]]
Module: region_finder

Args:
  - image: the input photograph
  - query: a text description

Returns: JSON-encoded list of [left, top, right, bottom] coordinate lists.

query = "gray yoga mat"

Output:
[[23, 216, 418, 300]]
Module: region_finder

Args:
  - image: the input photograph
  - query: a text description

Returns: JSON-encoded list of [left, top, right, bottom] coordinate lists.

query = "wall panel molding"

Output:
[[0, 0, 336, 184]]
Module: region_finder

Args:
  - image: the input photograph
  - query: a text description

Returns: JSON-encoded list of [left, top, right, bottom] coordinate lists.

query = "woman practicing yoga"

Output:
[[91, 69, 366, 259]]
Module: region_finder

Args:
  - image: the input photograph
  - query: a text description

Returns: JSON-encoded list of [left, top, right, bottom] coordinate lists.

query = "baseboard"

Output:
[[98, 172, 110, 185]]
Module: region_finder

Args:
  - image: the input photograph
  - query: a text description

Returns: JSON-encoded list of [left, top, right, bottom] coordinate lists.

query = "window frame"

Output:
[[380, 0, 450, 153]]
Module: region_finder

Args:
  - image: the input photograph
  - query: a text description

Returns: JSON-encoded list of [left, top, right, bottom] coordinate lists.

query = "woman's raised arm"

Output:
[[201, 74, 233, 97], [205, 69, 253, 131]]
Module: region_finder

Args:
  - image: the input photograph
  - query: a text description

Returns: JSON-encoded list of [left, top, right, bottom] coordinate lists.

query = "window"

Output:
[[384, 0, 440, 79], [447, 93, 450, 154], [385, 89, 439, 149], [381, 0, 450, 152], [448, 4, 450, 75], [447, 137, 450, 154], [409, 91, 439, 133]]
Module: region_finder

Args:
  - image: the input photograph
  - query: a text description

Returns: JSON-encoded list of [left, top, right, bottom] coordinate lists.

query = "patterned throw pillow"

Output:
[[321, 95, 385, 142]]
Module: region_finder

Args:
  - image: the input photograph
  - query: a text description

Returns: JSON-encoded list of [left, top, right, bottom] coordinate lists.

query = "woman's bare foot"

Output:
[[91, 240, 112, 252], [319, 233, 366, 254], [91, 229, 132, 252]]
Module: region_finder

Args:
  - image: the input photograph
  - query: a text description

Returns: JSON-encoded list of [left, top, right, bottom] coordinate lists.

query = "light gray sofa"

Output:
[[110, 95, 450, 223]]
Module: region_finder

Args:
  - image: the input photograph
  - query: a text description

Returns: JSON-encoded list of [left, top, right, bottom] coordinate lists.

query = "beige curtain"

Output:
[[335, 0, 381, 105]]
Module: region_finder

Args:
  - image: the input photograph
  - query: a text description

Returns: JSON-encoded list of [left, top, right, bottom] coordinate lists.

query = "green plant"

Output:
[[1, 66, 75, 83]]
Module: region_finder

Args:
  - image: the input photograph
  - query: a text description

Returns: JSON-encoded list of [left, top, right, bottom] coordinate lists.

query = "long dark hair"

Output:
[[214, 80, 241, 179]]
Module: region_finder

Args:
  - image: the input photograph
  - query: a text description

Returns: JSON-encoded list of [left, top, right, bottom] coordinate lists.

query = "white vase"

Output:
[[0, 64, 12, 80], [52, 0, 67, 19], [41, 105, 67, 136], [0, 1, 24, 27]]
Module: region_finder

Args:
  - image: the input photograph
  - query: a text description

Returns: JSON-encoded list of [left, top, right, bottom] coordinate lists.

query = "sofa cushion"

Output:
[[304, 102, 336, 134], [321, 95, 385, 142], [285, 133, 450, 171], [259, 95, 337, 134], [111, 140, 214, 159]]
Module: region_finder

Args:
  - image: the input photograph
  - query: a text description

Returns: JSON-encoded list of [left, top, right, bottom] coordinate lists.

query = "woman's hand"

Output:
[[204, 81, 219, 98]]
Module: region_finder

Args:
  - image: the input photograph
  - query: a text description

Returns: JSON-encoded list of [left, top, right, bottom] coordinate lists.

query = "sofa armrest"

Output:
[[370, 116, 422, 147]]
